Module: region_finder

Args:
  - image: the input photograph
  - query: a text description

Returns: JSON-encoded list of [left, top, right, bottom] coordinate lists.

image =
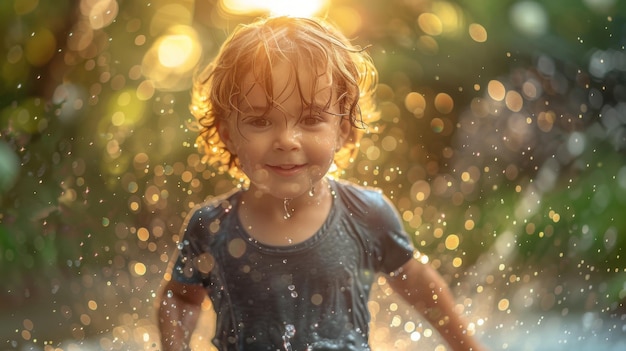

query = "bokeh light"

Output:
[[142, 25, 202, 91], [510, 1, 549, 37]]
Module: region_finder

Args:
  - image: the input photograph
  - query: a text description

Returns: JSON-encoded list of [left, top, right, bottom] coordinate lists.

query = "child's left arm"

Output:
[[386, 257, 489, 351]]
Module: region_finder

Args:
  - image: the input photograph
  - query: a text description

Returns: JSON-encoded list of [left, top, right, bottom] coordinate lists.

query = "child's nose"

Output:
[[274, 125, 301, 151]]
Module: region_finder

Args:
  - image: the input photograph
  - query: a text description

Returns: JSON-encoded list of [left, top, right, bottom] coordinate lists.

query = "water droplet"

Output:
[[283, 324, 296, 351], [284, 323, 296, 338], [287, 285, 298, 298]]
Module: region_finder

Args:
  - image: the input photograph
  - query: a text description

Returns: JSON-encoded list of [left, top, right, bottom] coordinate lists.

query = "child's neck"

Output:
[[238, 179, 332, 246]]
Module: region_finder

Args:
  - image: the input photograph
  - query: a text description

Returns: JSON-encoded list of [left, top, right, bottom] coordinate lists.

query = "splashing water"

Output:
[[283, 198, 292, 219], [283, 324, 296, 351]]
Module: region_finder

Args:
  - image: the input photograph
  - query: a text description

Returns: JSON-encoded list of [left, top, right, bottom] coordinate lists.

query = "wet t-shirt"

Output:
[[172, 179, 414, 351]]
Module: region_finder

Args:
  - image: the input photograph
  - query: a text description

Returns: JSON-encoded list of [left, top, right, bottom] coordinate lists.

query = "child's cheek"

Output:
[[313, 135, 337, 150], [238, 154, 265, 179], [249, 166, 269, 183], [243, 163, 271, 192], [309, 165, 325, 178]]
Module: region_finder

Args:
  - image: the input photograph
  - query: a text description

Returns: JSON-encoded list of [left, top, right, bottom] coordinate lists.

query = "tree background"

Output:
[[1, 0, 625, 349]]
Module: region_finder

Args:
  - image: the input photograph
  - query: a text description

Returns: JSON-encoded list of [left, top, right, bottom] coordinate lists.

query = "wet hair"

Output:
[[190, 16, 378, 180]]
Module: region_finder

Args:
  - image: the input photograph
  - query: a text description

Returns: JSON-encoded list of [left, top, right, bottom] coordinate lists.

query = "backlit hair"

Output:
[[190, 16, 378, 181]]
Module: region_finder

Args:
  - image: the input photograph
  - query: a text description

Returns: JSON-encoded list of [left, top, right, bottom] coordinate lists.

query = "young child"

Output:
[[158, 16, 487, 351]]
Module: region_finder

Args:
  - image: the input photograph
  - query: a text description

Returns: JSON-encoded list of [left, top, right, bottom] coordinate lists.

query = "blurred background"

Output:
[[1, 0, 625, 350]]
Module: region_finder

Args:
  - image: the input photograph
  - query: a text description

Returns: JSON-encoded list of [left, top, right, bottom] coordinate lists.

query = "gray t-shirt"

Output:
[[172, 179, 414, 350]]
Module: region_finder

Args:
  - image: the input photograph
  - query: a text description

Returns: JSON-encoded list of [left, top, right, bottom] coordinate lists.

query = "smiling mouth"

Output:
[[267, 164, 306, 175], [272, 164, 301, 169]]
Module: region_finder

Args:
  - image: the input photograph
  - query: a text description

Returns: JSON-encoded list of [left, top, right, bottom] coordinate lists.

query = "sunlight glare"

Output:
[[221, 0, 328, 17]]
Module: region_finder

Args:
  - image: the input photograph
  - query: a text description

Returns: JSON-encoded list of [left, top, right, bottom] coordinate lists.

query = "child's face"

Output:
[[219, 61, 351, 199]]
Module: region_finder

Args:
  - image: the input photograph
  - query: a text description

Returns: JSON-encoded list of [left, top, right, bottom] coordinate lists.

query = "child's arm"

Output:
[[158, 279, 206, 351], [386, 258, 488, 351]]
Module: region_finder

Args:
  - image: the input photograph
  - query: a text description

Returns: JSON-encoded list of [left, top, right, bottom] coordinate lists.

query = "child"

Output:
[[158, 16, 487, 351]]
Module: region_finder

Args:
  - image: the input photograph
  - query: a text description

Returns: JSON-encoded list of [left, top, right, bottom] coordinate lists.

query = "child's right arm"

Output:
[[158, 279, 206, 351]]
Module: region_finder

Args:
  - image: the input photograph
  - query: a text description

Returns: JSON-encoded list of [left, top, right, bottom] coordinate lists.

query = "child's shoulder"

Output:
[[332, 178, 391, 211], [331, 179, 404, 233], [333, 178, 383, 196], [186, 187, 241, 223]]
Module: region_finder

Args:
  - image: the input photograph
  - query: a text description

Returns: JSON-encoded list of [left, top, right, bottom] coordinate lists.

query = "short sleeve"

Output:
[[367, 193, 415, 273], [335, 180, 415, 274]]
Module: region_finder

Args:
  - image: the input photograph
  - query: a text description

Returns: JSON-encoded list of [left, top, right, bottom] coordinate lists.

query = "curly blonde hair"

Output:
[[190, 16, 378, 181]]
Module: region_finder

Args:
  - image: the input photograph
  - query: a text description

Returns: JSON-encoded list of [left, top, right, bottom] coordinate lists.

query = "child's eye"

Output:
[[301, 115, 324, 126], [246, 117, 271, 127]]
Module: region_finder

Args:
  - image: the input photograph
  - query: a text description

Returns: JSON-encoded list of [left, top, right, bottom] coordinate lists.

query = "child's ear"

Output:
[[217, 119, 235, 153]]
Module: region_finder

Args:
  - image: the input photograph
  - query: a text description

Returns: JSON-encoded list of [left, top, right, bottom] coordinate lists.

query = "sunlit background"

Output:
[[1, 0, 625, 350]]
